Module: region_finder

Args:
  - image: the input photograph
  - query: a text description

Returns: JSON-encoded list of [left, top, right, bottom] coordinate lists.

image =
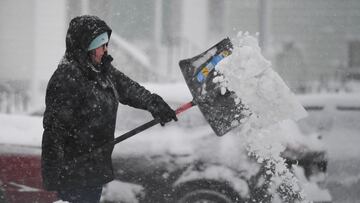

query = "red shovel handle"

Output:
[[176, 101, 196, 115]]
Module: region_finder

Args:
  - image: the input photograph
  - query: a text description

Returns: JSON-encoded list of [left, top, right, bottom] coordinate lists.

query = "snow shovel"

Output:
[[111, 37, 246, 147], [178, 37, 248, 136]]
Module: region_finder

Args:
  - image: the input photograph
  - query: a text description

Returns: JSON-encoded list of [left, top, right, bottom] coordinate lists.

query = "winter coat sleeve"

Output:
[[107, 65, 158, 110], [41, 66, 84, 190], [106, 63, 177, 125]]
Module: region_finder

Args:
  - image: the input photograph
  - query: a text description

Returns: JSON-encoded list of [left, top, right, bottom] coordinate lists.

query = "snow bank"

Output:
[[0, 113, 43, 147], [101, 180, 144, 203], [53, 180, 145, 203]]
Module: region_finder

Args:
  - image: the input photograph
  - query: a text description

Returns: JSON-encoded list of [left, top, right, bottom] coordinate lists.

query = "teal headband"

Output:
[[87, 32, 109, 51]]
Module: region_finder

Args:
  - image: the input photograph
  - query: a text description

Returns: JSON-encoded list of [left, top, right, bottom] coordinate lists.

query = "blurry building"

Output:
[[0, 0, 65, 113], [222, 0, 360, 93], [1, 0, 360, 113], [346, 40, 360, 80], [98, 0, 360, 93]]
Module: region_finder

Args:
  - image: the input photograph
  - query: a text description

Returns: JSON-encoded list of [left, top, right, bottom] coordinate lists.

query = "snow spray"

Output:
[[214, 32, 310, 202]]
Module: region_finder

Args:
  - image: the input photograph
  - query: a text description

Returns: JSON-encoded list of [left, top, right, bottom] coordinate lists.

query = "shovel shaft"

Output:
[[113, 100, 196, 145], [113, 119, 159, 145]]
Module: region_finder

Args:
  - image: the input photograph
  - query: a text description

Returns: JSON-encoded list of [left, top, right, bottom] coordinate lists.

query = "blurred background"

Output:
[[1, 1, 360, 202], [0, 0, 359, 113]]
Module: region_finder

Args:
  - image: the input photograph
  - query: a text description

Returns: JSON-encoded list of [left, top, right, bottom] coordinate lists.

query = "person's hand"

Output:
[[148, 94, 178, 126], [101, 54, 113, 72]]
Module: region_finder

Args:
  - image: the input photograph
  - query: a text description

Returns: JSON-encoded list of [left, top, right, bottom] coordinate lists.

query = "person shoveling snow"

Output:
[[49, 21, 309, 202]]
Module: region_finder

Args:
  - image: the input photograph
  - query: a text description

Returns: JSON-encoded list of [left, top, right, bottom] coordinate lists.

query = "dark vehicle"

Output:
[[0, 84, 332, 203]]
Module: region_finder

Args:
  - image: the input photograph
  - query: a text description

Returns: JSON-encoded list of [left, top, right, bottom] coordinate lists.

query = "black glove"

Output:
[[101, 54, 113, 73], [148, 94, 178, 126]]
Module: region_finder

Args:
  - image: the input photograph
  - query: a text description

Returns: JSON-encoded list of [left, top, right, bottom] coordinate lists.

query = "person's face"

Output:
[[90, 43, 108, 64]]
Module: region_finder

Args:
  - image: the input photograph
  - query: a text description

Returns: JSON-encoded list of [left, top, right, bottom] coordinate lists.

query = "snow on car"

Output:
[[297, 93, 360, 203]]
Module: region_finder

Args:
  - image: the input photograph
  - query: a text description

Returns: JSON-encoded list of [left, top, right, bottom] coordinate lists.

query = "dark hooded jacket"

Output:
[[41, 15, 166, 190]]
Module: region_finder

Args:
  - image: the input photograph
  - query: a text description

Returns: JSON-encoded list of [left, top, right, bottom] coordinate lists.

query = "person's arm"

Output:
[[41, 66, 83, 190], [104, 56, 177, 125], [109, 66, 154, 109]]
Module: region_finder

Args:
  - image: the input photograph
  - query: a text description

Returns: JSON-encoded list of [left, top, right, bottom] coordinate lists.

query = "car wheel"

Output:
[[0, 187, 7, 203], [172, 180, 243, 203]]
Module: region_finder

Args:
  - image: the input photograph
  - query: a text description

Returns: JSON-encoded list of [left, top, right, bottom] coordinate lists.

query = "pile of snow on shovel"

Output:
[[215, 32, 309, 202]]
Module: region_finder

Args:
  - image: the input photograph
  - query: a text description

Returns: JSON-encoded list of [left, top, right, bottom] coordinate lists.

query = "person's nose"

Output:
[[103, 43, 108, 52]]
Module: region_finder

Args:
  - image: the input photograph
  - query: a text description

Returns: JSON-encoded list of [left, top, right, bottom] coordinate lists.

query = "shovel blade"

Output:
[[179, 38, 248, 136]]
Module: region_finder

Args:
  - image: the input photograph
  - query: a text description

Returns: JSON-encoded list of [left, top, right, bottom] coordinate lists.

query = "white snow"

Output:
[[242, 121, 307, 202], [217, 32, 308, 130], [8, 182, 41, 192], [213, 32, 310, 202], [0, 113, 43, 147], [297, 93, 360, 159], [292, 166, 332, 202], [101, 180, 144, 203], [39, 180, 145, 203], [53, 200, 68, 203]]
